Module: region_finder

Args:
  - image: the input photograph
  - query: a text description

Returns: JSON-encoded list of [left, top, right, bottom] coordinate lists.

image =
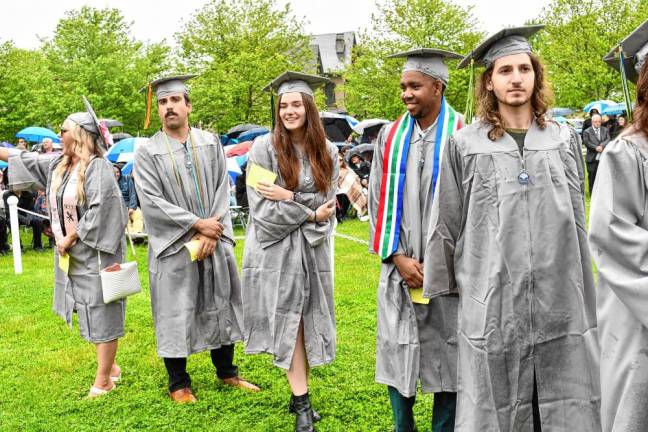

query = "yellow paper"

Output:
[[58, 254, 70, 274], [409, 287, 430, 305], [246, 163, 277, 190], [184, 240, 201, 262]]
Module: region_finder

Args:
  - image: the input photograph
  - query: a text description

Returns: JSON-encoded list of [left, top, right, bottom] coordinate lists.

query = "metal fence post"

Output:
[[7, 195, 22, 274]]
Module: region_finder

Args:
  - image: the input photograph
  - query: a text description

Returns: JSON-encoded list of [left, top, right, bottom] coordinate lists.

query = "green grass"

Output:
[[0, 220, 435, 431]]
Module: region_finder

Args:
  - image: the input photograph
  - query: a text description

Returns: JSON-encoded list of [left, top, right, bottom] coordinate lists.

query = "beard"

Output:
[[495, 89, 532, 108]]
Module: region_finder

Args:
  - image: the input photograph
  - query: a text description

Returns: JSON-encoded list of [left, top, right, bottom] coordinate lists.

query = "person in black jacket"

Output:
[[582, 113, 611, 193]]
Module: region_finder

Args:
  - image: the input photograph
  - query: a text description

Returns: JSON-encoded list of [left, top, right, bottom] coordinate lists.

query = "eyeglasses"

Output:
[[60, 128, 68, 135]]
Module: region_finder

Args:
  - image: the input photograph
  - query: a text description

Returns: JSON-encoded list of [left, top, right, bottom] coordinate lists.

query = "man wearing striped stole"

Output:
[[368, 48, 464, 432]]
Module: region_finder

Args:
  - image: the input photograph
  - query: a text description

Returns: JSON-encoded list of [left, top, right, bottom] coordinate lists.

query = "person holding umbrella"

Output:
[[0, 98, 129, 398], [241, 71, 338, 432]]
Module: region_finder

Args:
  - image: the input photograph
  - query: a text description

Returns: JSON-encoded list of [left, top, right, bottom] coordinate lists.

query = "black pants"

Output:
[[388, 386, 457, 432], [586, 162, 598, 195], [163, 345, 238, 392], [0, 216, 8, 252], [533, 372, 541, 432], [17, 214, 43, 249]]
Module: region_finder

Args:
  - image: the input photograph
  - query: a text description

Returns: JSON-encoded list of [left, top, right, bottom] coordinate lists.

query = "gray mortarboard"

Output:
[[458, 24, 545, 69], [263, 71, 330, 98], [140, 74, 197, 128], [388, 48, 463, 85], [65, 96, 110, 149], [603, 19, 648, 84]]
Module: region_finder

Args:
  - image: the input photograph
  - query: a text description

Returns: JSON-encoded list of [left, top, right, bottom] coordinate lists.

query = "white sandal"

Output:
[[111, 373, 122, 383], [88, 383, 115, 398]]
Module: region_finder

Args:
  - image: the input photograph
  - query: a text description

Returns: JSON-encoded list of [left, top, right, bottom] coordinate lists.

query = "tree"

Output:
[[343, 0, 484, 120], [534, 0, 648, 109], [175, 0, 314, 133], [40, 6, 171, 135]]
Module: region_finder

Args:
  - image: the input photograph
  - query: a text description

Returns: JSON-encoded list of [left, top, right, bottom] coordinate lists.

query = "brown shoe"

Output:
[[222, 376, 261, 392], [169, 387, 197, 403]]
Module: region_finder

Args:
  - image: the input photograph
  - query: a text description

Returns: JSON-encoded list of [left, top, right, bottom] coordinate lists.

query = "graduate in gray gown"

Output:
[[241, 71, 338, 432], [0, 101, 128, 398], [424, 26, 601, 431], [591, 20, 648, 432], [368, 49, 463, 432], [134, 75, 258, 404]]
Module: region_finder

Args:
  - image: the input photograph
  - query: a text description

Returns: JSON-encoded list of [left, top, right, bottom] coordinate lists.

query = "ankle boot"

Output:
[[289, 394, 321, 422], [290, 392, 315, 432]]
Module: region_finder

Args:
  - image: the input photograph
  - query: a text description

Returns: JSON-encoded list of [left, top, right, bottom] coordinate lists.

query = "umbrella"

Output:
[[0, 142, 15, 148], [583, 100, 616, 114], [16, 126, 60, 143], [552, 116, 568, 124], [227, 154, 249, 182], [320, 112, 357, 142], [549, 108, 574, 117], [237, 127, 269, 142], [121, 160, 134, 176], [352, 119, 389, 134], [225, 141, 252, 157], [347, 143, 374, 159], [227, 124, 263, 138], [100, 119, 124, 128], [105, 137, 148, 163], [111, 132, 133, 142], [0, 161, 7, 170], [601, 103, 629, 115]]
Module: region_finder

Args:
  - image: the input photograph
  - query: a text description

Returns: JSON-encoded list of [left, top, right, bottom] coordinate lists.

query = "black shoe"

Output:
[[289, 395, 321, 422], [290, 393, 316, 432], [33, 246, 44, 251]]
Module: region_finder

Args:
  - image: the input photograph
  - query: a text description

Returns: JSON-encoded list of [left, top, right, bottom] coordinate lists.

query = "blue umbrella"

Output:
[[549, 108, 574, 117], [227, 154, 249, 182], [237, 127, 269, 142], [16, 126, 60, 143], [552, 116, 568, 124], [0, 161, 7, 169], [105, 137, 148, 163], [583, 100, 616, 114], [601, 103, 629, 115], [121, 160, 134, 176]]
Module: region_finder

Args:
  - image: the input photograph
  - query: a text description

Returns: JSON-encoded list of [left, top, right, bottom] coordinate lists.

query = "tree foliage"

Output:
[[175, 0, 314, 133], [344, 0, 484, 120], [535, 0, 648, 108]]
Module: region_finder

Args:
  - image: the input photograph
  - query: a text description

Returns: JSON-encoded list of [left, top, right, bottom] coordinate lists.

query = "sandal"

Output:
[[88, 383, 116, 398]]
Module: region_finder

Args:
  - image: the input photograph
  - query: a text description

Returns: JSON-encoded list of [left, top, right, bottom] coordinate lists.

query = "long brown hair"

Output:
[[273, 93, 332, 193], [477, 53, 553, 141], [631, 61, 648, 138]]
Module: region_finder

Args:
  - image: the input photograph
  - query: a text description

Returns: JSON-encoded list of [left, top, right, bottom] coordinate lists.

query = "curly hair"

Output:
[[476, 53, 553, 141]]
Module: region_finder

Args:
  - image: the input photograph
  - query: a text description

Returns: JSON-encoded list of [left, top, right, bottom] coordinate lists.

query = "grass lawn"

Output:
[[0, 219, 436, 431]]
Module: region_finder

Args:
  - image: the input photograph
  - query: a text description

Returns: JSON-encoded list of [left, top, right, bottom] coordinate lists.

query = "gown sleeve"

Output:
[[246, 138, 316, 249], [423, 136, 465, 299], [7, 149, 58, 192], [589, 138, 648, 329], [76, 158, 128, 254], [133, 144, 200, 258]]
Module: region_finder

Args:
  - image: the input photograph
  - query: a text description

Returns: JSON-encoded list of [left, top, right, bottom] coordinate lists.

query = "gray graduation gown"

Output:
[[134, 128, 243, 358], [8, 151, 128, 343], [241, 135, 338, 369], [589, 131, 648, 432], [368, 121, 458, 398], [424, 120, 601, 431]]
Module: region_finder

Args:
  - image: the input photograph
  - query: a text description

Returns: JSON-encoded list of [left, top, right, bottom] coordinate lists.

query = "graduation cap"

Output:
[[458, 25, 545, 70], [65, 96, 111, 150], [141, 74, 198, 129], [263, 71, 330, 127], [603, 19, 648, 85], [388, 48, 463, 85], [458, 25, 545, 124], [263, 71, 330, 98]]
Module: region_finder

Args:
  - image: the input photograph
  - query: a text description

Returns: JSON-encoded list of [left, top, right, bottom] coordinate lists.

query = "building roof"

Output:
[[310, 32, 356, 74]]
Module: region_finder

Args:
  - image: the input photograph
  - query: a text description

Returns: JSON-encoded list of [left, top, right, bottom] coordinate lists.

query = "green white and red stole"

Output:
[[373, 97, 463, 260]]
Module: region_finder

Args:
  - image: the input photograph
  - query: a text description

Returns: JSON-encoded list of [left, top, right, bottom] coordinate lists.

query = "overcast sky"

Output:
[[0, 0, 550, 49]]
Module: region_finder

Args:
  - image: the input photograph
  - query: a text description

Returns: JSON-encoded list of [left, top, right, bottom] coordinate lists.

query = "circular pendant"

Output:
[[518, 170, 529, 185]]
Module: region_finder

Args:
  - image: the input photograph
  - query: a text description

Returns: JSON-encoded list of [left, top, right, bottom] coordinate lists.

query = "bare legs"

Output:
[[93, 339, 119, 390], [287, 321, 309, 395]]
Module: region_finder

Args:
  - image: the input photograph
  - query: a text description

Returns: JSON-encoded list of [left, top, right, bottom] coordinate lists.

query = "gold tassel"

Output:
[[144, 83, 153, 129]]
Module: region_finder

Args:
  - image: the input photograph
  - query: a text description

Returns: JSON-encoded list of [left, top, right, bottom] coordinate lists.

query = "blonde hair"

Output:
[[50, 118, 105, 205]]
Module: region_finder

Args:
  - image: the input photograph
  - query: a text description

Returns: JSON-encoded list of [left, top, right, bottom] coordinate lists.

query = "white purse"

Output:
[[99, 228, 142, 303]]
